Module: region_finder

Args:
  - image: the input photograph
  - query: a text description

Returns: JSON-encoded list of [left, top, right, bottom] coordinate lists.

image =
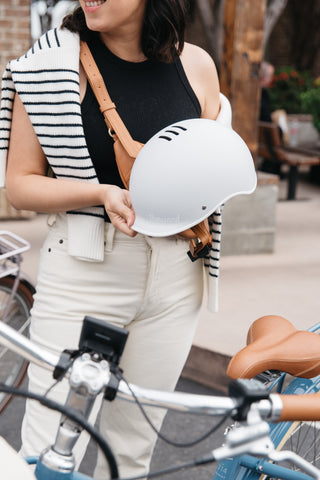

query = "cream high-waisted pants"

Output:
[[20, 213, 204, 479]]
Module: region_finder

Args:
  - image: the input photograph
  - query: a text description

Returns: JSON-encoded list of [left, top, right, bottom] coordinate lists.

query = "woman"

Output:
[[2, 0, 220, 477]]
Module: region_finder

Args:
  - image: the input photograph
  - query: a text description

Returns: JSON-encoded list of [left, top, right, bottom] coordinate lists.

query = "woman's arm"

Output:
[[180, 43, 220, 121], [5, 93, 136, 236]]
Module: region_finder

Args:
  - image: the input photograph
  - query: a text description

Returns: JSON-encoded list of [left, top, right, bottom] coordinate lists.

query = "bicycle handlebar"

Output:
[[0, 318, 240, 416], [1, 319, 320, 423], [117, 381, 238, 416], [0, 320, 59, 370], [279, 393, 320, 421]]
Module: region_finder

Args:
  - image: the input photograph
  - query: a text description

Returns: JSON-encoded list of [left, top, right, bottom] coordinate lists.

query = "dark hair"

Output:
[[61, 0, 190, 63]]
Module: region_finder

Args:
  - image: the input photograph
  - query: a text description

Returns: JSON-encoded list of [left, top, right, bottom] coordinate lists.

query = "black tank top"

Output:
[[81, 37, 201, 220]]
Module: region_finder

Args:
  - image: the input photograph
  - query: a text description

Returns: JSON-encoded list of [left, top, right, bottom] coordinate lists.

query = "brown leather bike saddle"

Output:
[[227, 315, 320, 379]]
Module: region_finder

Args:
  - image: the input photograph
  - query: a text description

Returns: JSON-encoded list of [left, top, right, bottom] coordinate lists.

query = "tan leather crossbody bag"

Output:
[[80, 41, 212, 260]]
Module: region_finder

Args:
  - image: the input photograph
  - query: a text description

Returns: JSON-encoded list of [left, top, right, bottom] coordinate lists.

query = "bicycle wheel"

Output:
[[0, 276, 34, 413]]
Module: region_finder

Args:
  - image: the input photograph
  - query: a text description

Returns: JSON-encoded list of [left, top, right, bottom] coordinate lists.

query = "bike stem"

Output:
[[36, 353, 111, 478]]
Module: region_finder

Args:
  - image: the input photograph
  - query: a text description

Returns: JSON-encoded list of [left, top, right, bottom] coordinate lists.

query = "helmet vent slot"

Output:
[[164, 130, 180, 135], [171, 125, 187, 131], [158, 125, 188, 142], [159, 135, 172, 141]]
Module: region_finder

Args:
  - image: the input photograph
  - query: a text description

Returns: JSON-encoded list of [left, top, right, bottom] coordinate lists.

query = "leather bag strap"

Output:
[[188, 223, 212, 261], [79, 41, 141, 158]]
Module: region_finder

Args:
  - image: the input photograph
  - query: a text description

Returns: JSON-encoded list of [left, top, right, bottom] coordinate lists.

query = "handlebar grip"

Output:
[[279, 393, 320, 421]]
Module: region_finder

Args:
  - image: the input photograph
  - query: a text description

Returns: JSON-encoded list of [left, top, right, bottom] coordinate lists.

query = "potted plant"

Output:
[[268, 67, 319, 145], [268, 66, 312, 114], [301, 77, 320, 136]]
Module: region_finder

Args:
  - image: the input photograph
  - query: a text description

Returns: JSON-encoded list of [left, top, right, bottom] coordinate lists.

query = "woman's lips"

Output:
[[83, 0, 106, 14]]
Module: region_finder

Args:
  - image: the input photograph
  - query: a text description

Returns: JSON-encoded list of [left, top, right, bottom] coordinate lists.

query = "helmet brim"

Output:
[[132, 184, 257, 237]]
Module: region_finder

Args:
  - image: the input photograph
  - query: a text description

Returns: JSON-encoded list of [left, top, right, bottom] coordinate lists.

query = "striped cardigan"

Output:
[[0, 27, 232, 312]]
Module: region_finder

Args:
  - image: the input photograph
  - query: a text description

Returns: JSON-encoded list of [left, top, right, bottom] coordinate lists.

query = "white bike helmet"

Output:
[[129, 118, 257, 236]]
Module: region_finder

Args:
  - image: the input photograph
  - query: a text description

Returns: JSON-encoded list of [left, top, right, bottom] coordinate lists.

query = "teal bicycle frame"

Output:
[[26, 458, 92, 480], [214, 321, 320, 480]]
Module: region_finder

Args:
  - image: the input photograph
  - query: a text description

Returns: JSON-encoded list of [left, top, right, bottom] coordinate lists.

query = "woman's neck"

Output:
[[99, 31, 146, 63]]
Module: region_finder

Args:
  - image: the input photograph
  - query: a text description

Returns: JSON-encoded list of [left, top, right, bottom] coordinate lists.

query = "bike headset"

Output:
[[129, 118, 257, 237]]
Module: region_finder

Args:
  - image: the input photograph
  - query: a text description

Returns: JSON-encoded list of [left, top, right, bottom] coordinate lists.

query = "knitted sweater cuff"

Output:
[[206, 276, 219, 313], [67, 213, 105, 262], [0, 155, 5, 188]]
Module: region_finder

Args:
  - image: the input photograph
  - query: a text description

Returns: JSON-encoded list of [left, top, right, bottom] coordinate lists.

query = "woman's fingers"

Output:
[[104, 186, 137, 237], [109, 210, 137, 236]]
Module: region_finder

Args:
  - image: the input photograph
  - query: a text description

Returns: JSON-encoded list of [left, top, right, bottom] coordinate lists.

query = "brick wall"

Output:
[[0, 0, 31, 75], [0, 0, 34, 219]]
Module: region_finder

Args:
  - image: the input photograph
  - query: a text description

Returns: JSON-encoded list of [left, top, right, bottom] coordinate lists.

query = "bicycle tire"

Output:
[[0, 275, 34, 413]]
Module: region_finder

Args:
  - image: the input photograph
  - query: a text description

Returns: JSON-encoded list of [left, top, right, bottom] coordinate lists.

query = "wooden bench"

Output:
[[258, 121, 320, 200]]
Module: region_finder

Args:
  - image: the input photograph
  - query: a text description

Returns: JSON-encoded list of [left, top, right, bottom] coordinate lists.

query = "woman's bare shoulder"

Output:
[[180, 43, 220, 120], [181, 42, 216, 72]]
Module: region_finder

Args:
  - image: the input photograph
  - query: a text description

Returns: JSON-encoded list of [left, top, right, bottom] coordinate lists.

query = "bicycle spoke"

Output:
[[301, 423, 320, 465], [0, 279, 33, 409], [278, 421, 320, 476]]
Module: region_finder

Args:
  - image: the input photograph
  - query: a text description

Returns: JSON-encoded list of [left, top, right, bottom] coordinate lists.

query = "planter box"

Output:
[[287, 114, 320, 146], [221, 172, 279, 255]]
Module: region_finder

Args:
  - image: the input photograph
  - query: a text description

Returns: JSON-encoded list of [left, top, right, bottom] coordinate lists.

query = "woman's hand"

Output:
[[102, 185, 137, 237]]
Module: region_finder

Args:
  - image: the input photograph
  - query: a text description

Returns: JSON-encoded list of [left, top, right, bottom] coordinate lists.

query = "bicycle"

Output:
[[214, 314, 320, 480], [0, 230, 35, 413], [1, 315, 320, 480]]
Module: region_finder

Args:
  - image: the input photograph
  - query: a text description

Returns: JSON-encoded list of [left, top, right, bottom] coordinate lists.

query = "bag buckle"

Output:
[[187, 238, 211, 262]]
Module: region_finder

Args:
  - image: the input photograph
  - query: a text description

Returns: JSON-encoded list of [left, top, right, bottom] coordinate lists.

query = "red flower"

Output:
[[280, 72, 289, 80], [290, 70, 298, 78]]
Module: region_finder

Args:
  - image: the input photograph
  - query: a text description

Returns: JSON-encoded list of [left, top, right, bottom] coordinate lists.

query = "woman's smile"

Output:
[[83, 0, 107, 14]]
